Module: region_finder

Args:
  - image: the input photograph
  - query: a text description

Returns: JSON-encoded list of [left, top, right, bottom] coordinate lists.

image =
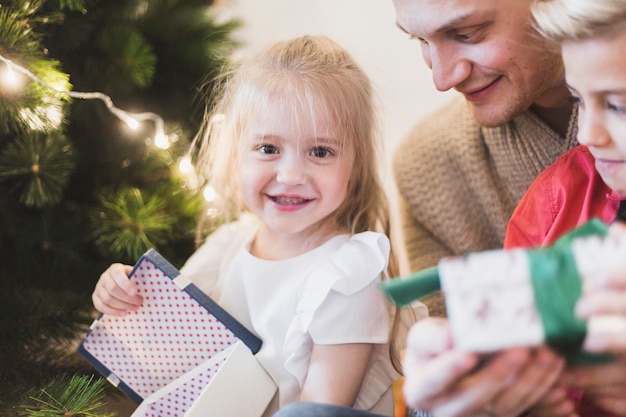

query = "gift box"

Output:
[[381, 219, 626, 362], [131, 340, 276, 417], [78, 249, 276, 416]]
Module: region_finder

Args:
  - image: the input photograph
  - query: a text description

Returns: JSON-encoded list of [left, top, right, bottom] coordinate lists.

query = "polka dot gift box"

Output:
[[78, 249, 276, 417]]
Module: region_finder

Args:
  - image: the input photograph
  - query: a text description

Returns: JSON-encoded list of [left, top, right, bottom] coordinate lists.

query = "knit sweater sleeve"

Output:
[[396, 192, 451, 272]]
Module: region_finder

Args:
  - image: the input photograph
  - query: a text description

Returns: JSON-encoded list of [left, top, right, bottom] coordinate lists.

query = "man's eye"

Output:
[[455, 31, 476, 41]]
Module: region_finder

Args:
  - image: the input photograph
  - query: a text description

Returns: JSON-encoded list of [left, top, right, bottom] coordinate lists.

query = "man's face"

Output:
[[393, 0, 565, 127]]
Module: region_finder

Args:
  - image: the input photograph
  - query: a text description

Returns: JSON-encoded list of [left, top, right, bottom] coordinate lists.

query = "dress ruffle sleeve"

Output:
[[282, 231, 392, 389]]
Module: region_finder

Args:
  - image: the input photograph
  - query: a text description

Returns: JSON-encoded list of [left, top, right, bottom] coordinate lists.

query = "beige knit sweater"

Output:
[[393, 97, 579, 316]]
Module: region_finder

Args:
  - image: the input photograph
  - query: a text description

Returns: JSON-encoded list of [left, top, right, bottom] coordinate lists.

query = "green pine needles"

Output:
[[91, 187, 176, 260], [19, 375, 115, 417], [0, 132, 75, 207]]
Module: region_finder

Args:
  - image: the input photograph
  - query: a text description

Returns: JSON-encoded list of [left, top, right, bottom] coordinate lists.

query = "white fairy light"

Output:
[[203, 185, 217, 202], [154, 132, 171, 149], [178, 155, 194, 174], [0, 53, 166, 143], [2, 64, 22, 89]]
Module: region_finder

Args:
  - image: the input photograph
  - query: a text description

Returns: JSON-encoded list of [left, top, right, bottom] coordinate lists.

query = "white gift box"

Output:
[[440, 229, 626, 355], [440, 248, 544, 352]]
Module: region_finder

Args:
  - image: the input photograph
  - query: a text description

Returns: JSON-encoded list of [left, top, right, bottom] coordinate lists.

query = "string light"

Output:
[[203, 185, 217, 202], [178, 155, 194, 174], [0, 53, 210, 190], [0, 53, 166, 144], [2, 64, 22, 89]]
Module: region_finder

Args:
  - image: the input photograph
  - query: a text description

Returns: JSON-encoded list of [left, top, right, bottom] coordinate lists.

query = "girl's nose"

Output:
[[276, 157, 305, 185]]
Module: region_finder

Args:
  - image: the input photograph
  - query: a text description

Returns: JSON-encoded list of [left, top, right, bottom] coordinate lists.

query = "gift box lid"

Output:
[[78, 248, 262, 403]]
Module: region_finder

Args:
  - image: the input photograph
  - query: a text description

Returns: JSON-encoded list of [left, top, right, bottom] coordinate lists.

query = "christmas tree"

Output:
[[0, 0, 240, 413]]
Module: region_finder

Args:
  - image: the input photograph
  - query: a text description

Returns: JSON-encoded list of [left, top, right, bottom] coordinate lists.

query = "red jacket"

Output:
[[505, 146, 621, 249]]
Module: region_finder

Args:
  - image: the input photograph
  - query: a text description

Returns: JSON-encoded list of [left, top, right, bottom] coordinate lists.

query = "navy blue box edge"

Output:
[[77, 248, 263, 403]]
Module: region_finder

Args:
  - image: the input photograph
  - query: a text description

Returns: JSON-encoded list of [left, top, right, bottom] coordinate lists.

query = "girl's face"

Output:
[[239, 98, 355, 244], [563, 31, 626, 197]]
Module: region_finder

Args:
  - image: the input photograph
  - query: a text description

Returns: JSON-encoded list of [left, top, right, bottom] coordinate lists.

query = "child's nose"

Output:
[[577, 110, 611, 148], [276, 157, 305, 185]]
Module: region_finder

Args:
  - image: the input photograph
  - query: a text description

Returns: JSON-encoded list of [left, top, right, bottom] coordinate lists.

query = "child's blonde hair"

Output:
[[198, 35, 391, 240], [533, 0, 626, 42]]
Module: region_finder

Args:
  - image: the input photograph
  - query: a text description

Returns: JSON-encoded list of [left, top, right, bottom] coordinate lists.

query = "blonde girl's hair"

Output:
[[532, 0, 626, 43], [198, 35, 390, 238], [196, 34, 403, 370]]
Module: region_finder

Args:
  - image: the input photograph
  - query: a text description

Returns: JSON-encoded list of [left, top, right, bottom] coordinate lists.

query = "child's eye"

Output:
[[415, 36, 428, 45], [310, 146, 333, 158], [608, 101, 626, 115], [258, 144, 279, 154], [569, 94, 584, 109]]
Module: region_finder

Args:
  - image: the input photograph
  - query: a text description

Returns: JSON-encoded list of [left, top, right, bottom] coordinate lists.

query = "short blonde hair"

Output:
[[533, 0, 626, 42]]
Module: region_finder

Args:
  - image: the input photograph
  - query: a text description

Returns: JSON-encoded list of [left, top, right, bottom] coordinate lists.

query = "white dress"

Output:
[[180, 213, 399, 416]]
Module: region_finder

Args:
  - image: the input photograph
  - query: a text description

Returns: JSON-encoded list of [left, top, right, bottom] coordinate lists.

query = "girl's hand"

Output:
[[92, 263, 141, 316]]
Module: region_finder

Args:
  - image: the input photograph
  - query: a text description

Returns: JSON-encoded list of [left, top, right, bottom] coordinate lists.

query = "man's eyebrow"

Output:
[[396, 12, 487, 37]]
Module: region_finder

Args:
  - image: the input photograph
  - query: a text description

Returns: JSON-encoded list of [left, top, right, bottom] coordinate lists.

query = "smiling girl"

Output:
[[92, 35, 410, 417]]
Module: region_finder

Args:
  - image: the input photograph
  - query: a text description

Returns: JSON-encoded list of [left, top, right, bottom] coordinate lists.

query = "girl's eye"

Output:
[[258, 144, 278, 154], [310, 146, 332, 158]]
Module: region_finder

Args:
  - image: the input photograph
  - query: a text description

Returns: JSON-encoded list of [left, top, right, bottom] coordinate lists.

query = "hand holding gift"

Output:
[[389, 221, 626, 417], [382, 219, 626, 362]]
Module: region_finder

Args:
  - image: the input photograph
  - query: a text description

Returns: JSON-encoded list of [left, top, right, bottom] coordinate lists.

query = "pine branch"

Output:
[[19, 374, 116, 417], [91, 187, 176, 260], [0, 131, 75, 207], [97, 26, 157, 88]]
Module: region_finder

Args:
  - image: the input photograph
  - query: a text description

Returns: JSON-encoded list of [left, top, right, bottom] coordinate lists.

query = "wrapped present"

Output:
[[78, 249, 276, 416], [381, 219, 626, 362]]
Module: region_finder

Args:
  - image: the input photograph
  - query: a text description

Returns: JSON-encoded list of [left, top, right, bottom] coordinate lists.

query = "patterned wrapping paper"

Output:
[[381, 219, 626, 361], [439, 248, 544, 352], [78, 249, 264, 404], [130, 340, 277, 417]]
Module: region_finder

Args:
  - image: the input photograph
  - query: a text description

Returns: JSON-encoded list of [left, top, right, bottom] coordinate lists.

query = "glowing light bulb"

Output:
[[203, 185, 217, 202], [178, 155, 193, 174], [154, 133, 171, 149], [2, 65, 22, 89], [125, 117, 140, 130]]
